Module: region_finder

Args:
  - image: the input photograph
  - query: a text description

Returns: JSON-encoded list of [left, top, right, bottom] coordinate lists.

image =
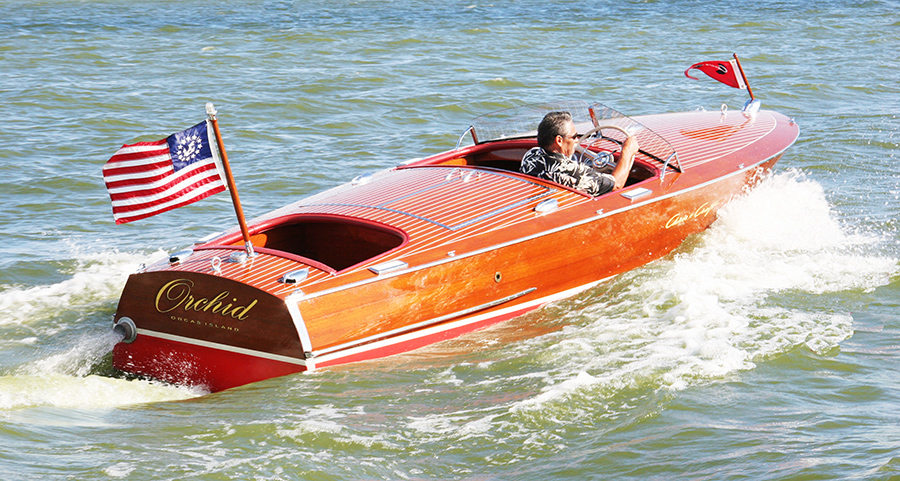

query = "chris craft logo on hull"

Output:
[[665, 201, 723, 229], [155, 279, 259, 323]]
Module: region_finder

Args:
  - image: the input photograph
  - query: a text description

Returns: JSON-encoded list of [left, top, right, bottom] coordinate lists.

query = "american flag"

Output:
[[102, 121, 227, 224]]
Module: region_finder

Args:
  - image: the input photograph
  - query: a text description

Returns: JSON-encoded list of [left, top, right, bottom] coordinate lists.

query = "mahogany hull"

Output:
[[111, 106, 798, 391]]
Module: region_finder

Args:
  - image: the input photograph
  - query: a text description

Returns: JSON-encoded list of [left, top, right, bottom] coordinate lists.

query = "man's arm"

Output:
[[610, 136, 639, 190]]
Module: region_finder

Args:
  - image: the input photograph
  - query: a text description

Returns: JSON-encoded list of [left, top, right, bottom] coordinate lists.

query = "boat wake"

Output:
[[509, 169, 897, 412], [1, 171, 896, 419], [0, 249, 202, 413], [363, 171, 898, 453], [0, 249, 165, 330]]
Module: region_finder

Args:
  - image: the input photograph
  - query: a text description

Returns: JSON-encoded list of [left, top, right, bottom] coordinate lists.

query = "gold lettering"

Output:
[[156, 279, 194, 313], [169, 316, 239, 332], [183, 294, 197, 310], [229, 299, 257, 320], [154, 279, 258, 324], [666, 213, 687, 229], [665, 201, 722, 229], [219, 299, 236, 317], [190, 297, 208, 311], [205, 291, 230, 314]]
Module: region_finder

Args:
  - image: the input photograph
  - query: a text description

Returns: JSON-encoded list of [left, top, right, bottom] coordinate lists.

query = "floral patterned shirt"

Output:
[[520, 147, 615, 196]]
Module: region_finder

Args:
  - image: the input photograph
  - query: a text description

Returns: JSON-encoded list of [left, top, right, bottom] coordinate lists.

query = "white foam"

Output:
[[511, 171, 898, 411], [20, 331, 123, 378], [0, 372, 199, 412], [0, 248, 166, 327], [0, 329, 203, 412], [104, 463, 137, 478], [0, 247, 200, 412]]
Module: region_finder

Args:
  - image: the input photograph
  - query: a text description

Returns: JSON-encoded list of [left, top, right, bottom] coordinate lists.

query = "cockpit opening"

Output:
[[225, 215, 408, 272]]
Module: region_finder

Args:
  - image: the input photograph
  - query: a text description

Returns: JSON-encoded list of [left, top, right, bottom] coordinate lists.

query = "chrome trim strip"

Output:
[[312, 278, 610, 365], [135, 329, 308, 367], [285, 291, 315, 368], [311, 287, 537, 358]]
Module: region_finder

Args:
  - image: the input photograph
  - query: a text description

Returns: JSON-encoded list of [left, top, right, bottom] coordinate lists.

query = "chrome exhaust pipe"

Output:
[[113, 317, 137, 344]]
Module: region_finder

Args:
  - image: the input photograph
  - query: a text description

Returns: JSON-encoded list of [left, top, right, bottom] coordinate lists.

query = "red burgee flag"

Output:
[[103, 121, 227, 224], [685, 59, 747, 89]]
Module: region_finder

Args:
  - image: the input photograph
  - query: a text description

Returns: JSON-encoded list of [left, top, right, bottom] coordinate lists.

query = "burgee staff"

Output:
[[684, 53, 759, 113], [206, 102, 255, 258], [731, 53, 755, 101]]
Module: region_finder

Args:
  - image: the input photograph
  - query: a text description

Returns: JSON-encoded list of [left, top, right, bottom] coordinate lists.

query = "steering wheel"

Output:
[[575, 124, 632, 169]]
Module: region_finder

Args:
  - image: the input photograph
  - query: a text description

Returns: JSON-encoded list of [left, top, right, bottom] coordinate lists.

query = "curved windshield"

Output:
[[468, 101, 679, 172]]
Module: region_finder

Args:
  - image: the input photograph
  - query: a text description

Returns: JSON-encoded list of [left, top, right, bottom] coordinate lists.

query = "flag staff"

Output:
[[732, 53, 755, 100], [206, 103, 255, 258]]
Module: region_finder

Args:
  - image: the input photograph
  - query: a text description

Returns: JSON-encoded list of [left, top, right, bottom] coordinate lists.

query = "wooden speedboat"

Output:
[[110, 100, 799, 391]]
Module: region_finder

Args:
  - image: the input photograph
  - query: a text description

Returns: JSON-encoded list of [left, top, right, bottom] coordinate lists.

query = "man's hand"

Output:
[[621, 136, 639, 159], [611, 136, 639, 190]]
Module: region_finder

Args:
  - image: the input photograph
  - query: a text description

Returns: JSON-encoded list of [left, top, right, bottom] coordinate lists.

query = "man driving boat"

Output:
[[520, 111, 639, 196]]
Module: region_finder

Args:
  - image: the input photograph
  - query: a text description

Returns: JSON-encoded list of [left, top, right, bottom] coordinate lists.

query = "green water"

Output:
[[1, 0, 898, 479]]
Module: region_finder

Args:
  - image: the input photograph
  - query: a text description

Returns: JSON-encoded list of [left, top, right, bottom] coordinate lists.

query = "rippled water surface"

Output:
[[1, 0, 899, 479]]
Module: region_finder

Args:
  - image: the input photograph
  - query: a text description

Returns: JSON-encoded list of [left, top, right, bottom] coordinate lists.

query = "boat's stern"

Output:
[[111, 269, 309, 391]]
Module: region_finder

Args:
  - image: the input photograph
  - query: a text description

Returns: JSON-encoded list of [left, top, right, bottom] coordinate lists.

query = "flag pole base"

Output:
[[742, 98, 761, 115]]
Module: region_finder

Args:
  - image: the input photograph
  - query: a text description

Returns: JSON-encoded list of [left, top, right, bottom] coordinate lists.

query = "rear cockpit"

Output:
[[206, 215, 408, 273]]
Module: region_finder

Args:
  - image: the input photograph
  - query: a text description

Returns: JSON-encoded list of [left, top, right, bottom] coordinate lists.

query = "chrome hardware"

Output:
[[351, 173, 374, 186], [280, 268, 309, 284], [113, 317, 137, 344], [369, 259, 408, 275], [534, 198, 559, 214], [621, 187, 651, 200], [211, 256, 222, 276], [591, 151, 614, 169], [169, 249, 193, 264], [742, 98, 761, 115], [456, 125, 476, 150], [228, 251, 249, 264], [720, 104, 728, 114], [660, 152, 681, 181]]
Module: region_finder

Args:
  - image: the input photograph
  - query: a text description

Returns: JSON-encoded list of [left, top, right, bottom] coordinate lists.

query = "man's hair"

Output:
[[537, 111, 572, 150]]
